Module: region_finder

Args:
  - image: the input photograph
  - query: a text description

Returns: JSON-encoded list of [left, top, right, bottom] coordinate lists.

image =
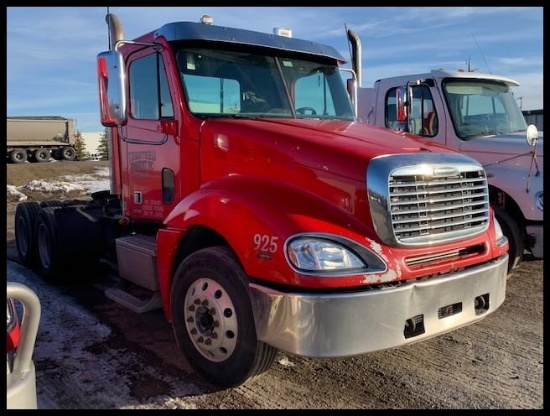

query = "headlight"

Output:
[[285, 234, 386, 275]]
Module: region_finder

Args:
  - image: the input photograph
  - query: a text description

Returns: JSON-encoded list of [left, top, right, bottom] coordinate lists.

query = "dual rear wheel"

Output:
[[10, 149, 28, 163], [16, 203, 277, 386], [9, 147, 76, 163], [15, 205, 68, 281], [33, 148, 50, 163], [15, 202, 41, 267], [15, 203, 103, 283]]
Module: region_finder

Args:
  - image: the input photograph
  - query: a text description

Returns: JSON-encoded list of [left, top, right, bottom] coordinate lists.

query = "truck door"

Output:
[[384, 81, 448, 147], [119, 50, 178, 222]]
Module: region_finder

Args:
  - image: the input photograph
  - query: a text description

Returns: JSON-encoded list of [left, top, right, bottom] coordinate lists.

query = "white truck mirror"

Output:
[[526, 124, 538, 147]]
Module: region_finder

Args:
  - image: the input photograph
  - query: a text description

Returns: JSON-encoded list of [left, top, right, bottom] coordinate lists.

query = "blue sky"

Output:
[[7, 6, 543, 133]]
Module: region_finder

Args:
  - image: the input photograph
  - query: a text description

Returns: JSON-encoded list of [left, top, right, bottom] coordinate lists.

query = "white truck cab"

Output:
[[357, 69, 543, 273]]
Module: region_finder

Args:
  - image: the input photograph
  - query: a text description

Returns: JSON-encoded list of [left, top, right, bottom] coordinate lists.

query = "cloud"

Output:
[[6, 6, 543, 133]]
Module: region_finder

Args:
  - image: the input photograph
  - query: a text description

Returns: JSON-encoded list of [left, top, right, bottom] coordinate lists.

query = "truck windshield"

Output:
[[442, 79, 528, 139], [175, 48, 354, 120]]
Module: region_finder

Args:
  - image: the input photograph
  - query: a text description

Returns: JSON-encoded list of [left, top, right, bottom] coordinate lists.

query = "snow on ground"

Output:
[[7, 167, 111, 201], [6, 165, 183, 408], [7, 166, 115, 403]]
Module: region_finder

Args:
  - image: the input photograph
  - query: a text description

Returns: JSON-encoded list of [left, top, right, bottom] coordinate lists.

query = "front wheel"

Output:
[[494, 208, 523, 275], [171, 246, 277, 387]]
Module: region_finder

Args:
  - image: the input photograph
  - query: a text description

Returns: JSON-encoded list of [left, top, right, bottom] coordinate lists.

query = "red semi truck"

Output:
[[15, 14, 509, 387]]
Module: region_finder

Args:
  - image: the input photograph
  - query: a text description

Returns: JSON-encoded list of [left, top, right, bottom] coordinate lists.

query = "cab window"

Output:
[[385, 85, 438, 136], [129, 53, 174, 120]]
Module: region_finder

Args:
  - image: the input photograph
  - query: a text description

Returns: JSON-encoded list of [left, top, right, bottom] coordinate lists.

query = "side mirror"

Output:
[[97, 50, 127, 127], [396, 87, 407, 122], [339, 68, 357, 118], [526, 124, 538, 147]]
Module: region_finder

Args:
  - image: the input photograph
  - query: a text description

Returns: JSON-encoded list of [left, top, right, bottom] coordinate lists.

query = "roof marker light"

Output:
[[200, 15, 213, 25], [273, 27, 292, 38]]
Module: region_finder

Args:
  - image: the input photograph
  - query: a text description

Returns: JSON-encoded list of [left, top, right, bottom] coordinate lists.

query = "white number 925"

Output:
[[253, 234, 279, 254]]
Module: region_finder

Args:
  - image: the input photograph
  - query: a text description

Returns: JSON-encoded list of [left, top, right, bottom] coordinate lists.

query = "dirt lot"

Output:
[[5, 161, 543, 409]]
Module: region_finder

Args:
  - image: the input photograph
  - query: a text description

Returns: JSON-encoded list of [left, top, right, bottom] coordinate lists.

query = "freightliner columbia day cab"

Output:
[[14, 14, 509, 387]]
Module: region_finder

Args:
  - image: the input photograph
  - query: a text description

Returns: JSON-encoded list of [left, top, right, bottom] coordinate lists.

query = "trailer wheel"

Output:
[[10, 149, 27, 164], [15, 201, 41, 268], [171, 246, 277, 387], [494, 208, 523, 275], [61, 147, 77, 161], [34, 148, 51, 163]]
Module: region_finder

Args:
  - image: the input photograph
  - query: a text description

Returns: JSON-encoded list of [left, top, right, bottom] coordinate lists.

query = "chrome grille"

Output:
[[389, 168, 489, 244], [367, 154, 490, 247]]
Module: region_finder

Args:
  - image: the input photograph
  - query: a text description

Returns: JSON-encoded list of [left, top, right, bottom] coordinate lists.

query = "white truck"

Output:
[[357, 69, 543, 273]]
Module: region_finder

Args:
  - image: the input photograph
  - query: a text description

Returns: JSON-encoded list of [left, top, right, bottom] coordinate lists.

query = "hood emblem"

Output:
[[433, 166, 459, 177]]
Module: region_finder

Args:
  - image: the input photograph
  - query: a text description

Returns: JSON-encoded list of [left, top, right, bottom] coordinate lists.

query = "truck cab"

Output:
[[15, 14, 509, 388], [358, 69, 543, 273]]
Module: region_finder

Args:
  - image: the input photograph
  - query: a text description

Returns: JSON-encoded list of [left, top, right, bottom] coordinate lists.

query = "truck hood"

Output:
[[205, 118, 458, 162], [459, 130, 544, 161]]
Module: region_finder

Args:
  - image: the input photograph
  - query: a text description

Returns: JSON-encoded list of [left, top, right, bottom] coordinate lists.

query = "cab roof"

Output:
[[151, 21, 346, 63]]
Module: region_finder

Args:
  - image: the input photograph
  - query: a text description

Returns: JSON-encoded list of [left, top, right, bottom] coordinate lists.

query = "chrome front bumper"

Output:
[[250, 254, 508, 357]]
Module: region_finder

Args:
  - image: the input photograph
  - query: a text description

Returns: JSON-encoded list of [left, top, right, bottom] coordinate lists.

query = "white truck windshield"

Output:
[[443, 79, 528, 139]]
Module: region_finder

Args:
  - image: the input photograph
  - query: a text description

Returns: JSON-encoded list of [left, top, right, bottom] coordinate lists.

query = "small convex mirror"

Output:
[[526, 124, 538, 147]]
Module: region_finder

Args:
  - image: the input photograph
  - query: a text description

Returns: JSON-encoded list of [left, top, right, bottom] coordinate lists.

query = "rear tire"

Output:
[[34, 148, 50, 163], [10, 149, 27, 164], [15, 201, 41, 268], [171, 246, 277, 387], [494, 208, 523, 275], [61, 147, 77, 161], [35, 205, 104, 283], [35, 207, 64, 281]]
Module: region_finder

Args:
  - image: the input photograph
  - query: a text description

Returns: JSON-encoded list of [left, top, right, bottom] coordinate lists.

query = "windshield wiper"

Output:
[[199, 113, 259, 120], [484, 130, 505, 136]]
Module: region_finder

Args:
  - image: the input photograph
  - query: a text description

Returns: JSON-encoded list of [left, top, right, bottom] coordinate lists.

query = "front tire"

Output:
[[494, 208, 523, 275], [171, 246, 277, 387]]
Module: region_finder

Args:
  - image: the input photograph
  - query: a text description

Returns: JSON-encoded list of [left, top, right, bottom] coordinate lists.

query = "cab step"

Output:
[[104, 285, 162, 314]]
